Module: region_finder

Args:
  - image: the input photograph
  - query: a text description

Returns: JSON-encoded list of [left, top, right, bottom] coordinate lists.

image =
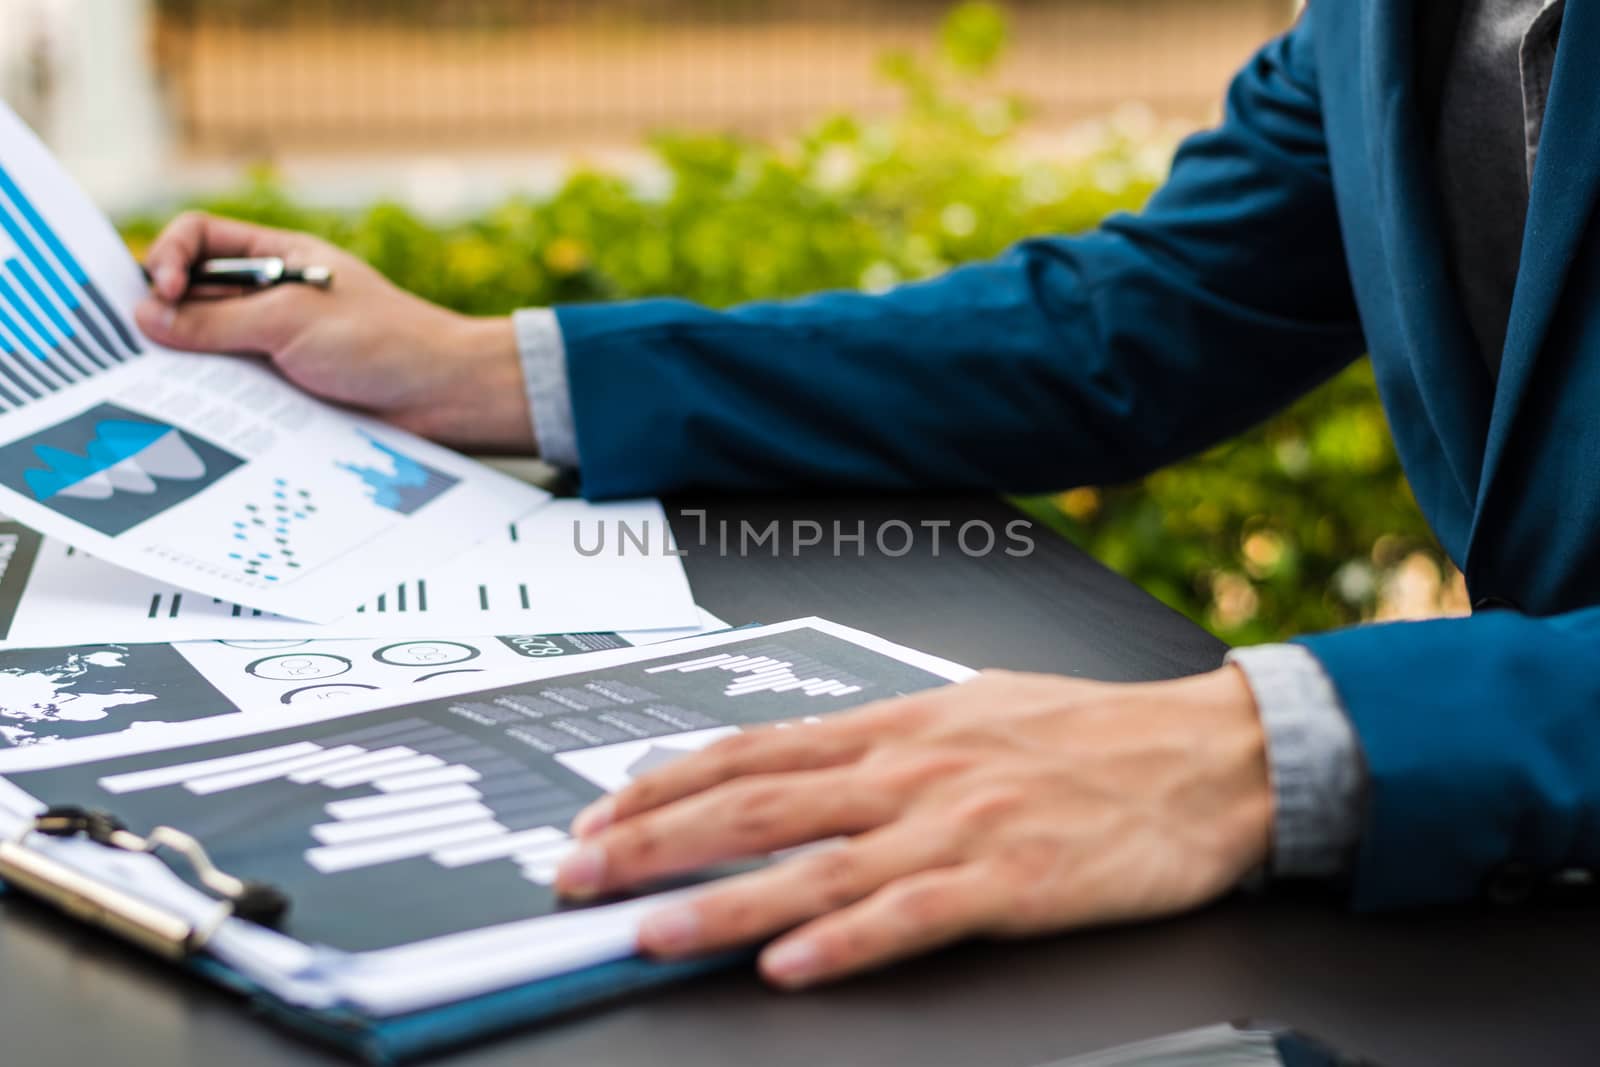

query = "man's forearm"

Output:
[[513, 304, 1372, 883]]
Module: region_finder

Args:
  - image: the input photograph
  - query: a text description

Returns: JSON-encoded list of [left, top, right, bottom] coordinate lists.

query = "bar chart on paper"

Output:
[[644, 642, 868, 698], [0, 162, 141, 411], [98, 715, 586, 888]]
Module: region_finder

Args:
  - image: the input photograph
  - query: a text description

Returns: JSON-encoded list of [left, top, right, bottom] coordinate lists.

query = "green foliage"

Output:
[[120, 5, 1452, 645], [940, 2, 1009, 74]]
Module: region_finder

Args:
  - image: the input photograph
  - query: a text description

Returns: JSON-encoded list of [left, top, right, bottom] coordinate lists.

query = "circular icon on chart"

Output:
[[279, 682, 380, 705], [246, 653, 354, 681], [220, 639, 313, 650], [373, 641, 482, 667]]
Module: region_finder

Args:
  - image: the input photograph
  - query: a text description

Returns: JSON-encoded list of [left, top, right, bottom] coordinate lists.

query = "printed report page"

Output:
[[0, 500, 700, 648], [0, 105, 547, 621]]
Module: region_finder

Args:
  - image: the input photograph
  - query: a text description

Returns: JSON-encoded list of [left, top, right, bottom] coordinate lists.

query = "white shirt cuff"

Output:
[[512, 307, 581, 469], [1227, 643, 1366, 879]]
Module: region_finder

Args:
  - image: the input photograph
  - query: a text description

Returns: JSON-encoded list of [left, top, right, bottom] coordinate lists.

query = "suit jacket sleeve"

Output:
[[553, 11, 1366, 499], [1297, 608, 1600, 909]]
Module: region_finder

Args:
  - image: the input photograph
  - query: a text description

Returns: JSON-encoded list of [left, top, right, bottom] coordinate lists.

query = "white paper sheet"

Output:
[[0, 606, 728, 749], [0, 104, 548, 621], [0, 499, 698, 647]]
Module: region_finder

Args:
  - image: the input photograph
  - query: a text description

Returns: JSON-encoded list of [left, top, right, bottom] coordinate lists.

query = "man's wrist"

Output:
[[431, 313, 538, 453], [1205, 665, 1274, 874], [1140, 667, 1273, 879]]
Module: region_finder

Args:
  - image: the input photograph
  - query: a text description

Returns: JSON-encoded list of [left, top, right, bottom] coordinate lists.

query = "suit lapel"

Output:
[[1364, 0, 1493, 515], [1472, 0, 1600, 536]]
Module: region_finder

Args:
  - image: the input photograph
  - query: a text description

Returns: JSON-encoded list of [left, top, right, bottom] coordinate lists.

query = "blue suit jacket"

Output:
[[554, 1, 1600, 910]]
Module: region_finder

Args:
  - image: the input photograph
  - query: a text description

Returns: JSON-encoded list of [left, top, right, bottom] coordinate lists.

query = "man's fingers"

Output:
[[757, 864, 999, 989], [143, 212, 309, 302], [571, 688, 956, 836], [572, 722, 873, 836], [134, 287, 301, 355], [636, 819, 958, 958], [557, 765, 898, 900]]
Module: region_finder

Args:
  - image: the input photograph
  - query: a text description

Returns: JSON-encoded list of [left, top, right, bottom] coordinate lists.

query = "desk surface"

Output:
[[4, 495, 1596, 1067]]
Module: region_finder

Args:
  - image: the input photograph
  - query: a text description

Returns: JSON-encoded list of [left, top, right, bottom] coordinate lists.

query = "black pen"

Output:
[[142, 256, 335, 292]]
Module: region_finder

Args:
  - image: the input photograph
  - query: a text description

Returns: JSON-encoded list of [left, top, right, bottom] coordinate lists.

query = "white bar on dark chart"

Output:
[[726, 665, 792, 684], [311, 802, 495, 846], [726, 675, 792, 695], [185, 745, 365, 795], [645, 653, 735, 673], [432, 825, 567, 868], [833, 686, 863, 696], [678, 655, 748, 672], [726, 668, 797, 692], [521, 862, 559, 885], [306, 820, 508, 874], [325, 784, 482, 821], [513, 837, 577, 867], [99, 742, 322, 794], [291, 747, 415, 784], [729, 681, 796, 697], [374, 764, 481, 793], [773, 678, 823, 693], [320, 754, 444, 790]]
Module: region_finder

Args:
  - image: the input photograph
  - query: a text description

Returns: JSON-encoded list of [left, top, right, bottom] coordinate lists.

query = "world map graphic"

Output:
[[0, 642, 227, 747]]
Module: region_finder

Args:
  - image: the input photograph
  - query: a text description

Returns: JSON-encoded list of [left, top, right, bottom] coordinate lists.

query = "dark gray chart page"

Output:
[[5, 627, 954, 952]]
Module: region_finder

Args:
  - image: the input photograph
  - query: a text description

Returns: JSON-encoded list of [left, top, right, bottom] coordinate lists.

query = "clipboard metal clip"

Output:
[[0, 805, 289, 961]]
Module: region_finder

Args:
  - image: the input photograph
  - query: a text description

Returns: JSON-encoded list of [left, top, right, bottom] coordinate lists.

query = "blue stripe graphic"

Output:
[[7, 258, 73, 338], [0, 163, 89, 283], [0, 331, 43, 399], [71, 306, 119, 364], [0, 300, 47, 361], [0, 189, 79, 308], [0, 157, 144, 383], [0, 271, 60, 352]]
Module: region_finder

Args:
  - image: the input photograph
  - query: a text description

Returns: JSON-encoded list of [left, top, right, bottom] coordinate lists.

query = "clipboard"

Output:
[[0, 805, 741, 1063]]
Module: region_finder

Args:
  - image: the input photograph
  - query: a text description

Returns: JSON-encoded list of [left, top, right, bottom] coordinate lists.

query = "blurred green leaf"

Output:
[[941, 2, 1009, 74]]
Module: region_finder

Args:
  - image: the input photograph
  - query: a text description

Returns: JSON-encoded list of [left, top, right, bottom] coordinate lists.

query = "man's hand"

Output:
[[135, 212, 534, 452], [555, 667, 1271, 989]]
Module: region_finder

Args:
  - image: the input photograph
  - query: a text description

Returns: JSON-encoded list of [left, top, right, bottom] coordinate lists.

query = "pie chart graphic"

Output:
[[25, 420, 206, 500], [0, 402, 244, 536]]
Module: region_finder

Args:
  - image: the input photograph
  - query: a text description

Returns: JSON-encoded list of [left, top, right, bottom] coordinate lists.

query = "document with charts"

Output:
[[0, 620, 974, 1019], [0, 605, 726, 749], [0, 500, 700, 647], [0, 104, 546, 621]]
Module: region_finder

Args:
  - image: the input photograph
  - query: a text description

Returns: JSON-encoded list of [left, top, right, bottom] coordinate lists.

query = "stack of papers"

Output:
[[0, 620, 975, 1017], [0, 99, 977, 1052], [0, 98, 709, 748]]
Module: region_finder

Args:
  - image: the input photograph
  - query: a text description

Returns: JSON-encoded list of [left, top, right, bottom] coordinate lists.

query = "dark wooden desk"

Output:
[[3, 496, 1595, 1066]]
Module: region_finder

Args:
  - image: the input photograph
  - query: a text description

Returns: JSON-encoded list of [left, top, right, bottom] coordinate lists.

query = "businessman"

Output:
[[137, 0, 1600, 991]]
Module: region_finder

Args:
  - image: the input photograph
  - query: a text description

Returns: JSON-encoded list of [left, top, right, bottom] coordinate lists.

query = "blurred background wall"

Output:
[[8, 0, 1292, 214]]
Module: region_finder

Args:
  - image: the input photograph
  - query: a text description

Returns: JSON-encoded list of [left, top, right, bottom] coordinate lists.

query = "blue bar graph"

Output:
[[0, 299, 47, 363], [7, 259, 106, 370], [0, 157, 144, 404], [0, 329, 43, 402]]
